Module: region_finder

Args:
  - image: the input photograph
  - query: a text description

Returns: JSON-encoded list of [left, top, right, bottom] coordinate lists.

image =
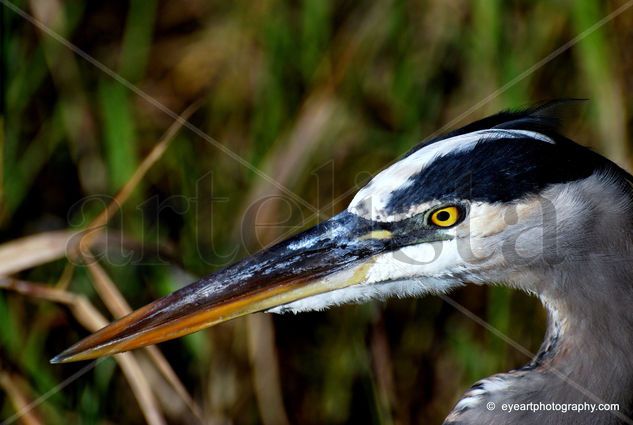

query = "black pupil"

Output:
[[436, 210, 451, 222]]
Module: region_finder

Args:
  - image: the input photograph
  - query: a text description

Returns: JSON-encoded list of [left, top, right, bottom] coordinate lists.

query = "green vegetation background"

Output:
[[1, 0, 632, 424]]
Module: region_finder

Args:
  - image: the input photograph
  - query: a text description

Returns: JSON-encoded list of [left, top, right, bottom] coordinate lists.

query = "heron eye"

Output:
[[429, 206, 460, 228]]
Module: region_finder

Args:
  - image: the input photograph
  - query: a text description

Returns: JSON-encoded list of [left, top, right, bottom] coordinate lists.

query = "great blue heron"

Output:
[[52, 102, 633, 424]]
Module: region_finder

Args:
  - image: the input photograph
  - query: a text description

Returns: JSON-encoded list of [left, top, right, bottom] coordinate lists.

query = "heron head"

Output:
[[52, 103, 633, 363]]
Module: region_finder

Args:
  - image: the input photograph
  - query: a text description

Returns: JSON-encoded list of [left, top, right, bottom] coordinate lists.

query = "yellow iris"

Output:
[[430, 206, 460, 228]]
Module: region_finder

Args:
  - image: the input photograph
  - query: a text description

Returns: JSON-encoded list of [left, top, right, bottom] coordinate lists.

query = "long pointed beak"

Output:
[[51, 212, 391, 363]]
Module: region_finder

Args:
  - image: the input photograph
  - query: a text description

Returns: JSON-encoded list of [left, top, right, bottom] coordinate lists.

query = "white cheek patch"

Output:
[[366, 239, 462, 284], [268, 278, 456, 314], [348, 129, 554, 222], [268, 240, 464, 314]]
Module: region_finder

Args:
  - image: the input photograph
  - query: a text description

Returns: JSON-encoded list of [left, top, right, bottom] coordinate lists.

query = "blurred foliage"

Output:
[[1, 0, 632, 424]]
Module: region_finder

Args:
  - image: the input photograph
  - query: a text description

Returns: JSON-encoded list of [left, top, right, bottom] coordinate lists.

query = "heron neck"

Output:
[[527, 265, 633, 420], [445, 267, 633, 425]]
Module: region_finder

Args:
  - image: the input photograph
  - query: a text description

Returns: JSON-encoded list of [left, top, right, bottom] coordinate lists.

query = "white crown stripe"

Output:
[[348, 129, 554, 221]]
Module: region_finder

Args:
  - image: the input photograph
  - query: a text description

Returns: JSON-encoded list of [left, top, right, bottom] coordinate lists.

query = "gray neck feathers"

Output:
[[445, 269, 633, 425], [536, 262, 633, 417], [533, 175, 633, 414]]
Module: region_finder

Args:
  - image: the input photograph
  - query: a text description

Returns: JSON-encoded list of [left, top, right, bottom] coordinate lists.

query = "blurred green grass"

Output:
[[1, 0, 632, 424]]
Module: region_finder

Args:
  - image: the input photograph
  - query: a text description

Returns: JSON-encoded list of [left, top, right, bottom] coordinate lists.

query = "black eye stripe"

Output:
[[384, 137, 606, 215]]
